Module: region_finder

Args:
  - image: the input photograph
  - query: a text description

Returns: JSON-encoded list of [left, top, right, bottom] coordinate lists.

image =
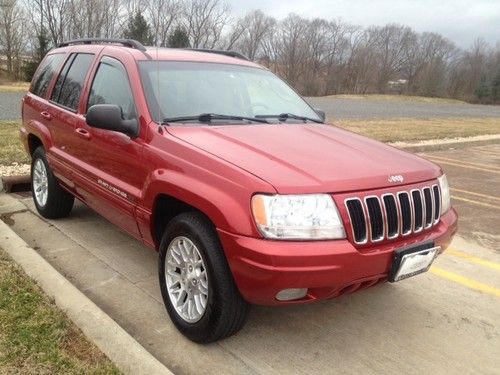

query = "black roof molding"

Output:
[[58, 38, 146, 52], [184, 48, 250, 61]]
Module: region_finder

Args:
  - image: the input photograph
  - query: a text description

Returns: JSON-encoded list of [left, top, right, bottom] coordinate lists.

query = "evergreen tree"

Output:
[[491, 72, 500, 103], [167, 27, 190, 48], [474, 76, 491, 102], [123, 11, 154, 45]]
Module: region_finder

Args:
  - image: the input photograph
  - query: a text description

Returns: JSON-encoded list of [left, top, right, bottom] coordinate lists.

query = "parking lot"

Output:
[[0, 142, 498, 374]]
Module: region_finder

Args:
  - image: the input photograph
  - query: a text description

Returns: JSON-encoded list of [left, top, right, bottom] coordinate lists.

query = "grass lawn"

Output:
[[335, 117, 500, 143], [0, 120, 29, 166], [0, 248, 120, 374], [0, 82, 30, 93]]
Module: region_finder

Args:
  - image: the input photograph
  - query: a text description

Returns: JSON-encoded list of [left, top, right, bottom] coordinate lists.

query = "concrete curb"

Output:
[[0, 218, 172, 375]]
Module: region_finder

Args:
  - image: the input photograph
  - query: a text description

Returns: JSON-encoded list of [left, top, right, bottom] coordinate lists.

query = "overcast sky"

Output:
[[229, 0, 500, 49]]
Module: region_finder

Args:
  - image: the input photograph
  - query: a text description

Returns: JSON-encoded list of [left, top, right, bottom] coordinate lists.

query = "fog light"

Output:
[[276, 288, 308, 301]]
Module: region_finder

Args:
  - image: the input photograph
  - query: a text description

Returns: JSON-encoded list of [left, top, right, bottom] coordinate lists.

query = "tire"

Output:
[[31, 146, 74, 219], [158, 212, 249, 343]]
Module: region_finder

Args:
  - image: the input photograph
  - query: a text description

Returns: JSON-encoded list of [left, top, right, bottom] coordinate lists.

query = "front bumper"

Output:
[[218, 208, 458, 305]]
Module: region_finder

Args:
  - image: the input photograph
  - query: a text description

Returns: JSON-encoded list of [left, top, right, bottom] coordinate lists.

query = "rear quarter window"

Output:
[[30, 53, 65, 98], [51, 53, 94, 111]]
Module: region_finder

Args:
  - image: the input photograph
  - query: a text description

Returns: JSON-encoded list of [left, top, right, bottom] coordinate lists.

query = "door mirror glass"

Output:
[[86, 104, 138, 137]]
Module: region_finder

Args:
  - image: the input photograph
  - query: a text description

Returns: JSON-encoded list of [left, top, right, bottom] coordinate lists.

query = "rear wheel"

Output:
[[31, 147, 74, 219], [158, 212, 248, 343]]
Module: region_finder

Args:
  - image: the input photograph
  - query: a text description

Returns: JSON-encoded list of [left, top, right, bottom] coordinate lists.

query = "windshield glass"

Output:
[[138, 61, 321, 124]]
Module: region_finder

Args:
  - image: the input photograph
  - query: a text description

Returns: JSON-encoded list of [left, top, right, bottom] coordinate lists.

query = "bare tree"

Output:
[[235, 10, 275, 60], [0, 0, 28, 78], [184, 0, 228, 48], [145, 0, 182, 46]]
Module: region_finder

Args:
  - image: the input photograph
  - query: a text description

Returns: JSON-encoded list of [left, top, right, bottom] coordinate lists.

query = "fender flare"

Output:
[[142, 169, 257, 236]]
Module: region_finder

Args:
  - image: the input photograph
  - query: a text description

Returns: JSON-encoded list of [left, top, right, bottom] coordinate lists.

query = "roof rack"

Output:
[[57, 38, 146, 52], [185, 48, 250, 61]]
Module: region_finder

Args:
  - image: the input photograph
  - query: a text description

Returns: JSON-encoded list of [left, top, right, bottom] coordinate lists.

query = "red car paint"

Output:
[[21, 44, 457, 305]]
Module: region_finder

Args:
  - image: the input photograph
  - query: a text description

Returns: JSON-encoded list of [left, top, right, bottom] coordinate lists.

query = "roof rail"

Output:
[[57, 38, 146, 52], [185, 48, 250, 61]]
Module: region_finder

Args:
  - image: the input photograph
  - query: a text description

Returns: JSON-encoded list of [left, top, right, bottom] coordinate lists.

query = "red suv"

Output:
[[21, 38, 457, 343]]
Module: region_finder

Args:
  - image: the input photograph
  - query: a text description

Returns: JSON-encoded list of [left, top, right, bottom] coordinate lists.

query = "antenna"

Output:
[[155, 12, 161, 128]]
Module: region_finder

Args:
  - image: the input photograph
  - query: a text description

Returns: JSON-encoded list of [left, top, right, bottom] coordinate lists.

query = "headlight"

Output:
[[251, 194, 346, 240], [437, 174, 451, 214]]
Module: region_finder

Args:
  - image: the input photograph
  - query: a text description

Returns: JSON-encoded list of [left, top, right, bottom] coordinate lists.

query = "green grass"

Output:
[[335, 117, 500, 143], [0, 248, 121, 374], [0, 121, 29, 165]]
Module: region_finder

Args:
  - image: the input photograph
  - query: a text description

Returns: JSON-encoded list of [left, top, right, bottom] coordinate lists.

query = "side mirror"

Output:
[[86, 104, 138, 137], [314, 108, 326, 122]]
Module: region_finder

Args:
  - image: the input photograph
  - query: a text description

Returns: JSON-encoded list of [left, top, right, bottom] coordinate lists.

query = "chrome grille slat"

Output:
[[411, 189, 424, 232], [365, 196, 384, 242], [432, 184, 441, 224], [344, 183, 441, 245], [423, 187, 433, 228], [397, 192, 412, 235], [382, 194, 399, 239], [345, 198, 368, 244]]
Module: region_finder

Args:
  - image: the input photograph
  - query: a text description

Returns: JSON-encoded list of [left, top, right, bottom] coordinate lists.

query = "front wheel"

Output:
[[158, 212, 249, 343]]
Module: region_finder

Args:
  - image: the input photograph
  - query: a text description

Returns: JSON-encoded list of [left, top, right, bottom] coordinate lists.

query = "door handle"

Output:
[[75, 127, 91, 140], [40, 111, 52, 121]]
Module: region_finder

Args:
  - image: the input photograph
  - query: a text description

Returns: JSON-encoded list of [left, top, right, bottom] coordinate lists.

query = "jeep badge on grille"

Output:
[[388, 174, 404, 183]]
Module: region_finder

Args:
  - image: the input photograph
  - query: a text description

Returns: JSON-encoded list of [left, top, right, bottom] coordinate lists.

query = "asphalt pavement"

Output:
[[306, 96, 500, 119], [0, 92, 24, 120], [2, 91, 500, 120]]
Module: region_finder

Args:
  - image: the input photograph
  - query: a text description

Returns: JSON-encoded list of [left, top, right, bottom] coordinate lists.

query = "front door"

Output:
[[71, 56, 147, 238]]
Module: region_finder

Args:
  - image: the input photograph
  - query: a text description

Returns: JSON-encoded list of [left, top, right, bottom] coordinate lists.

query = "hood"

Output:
[[166, 124, 441, 194]]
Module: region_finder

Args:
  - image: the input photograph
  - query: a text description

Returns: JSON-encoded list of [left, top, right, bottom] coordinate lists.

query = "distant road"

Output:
[[1, 92, 500, 121], [306, 96, 500, 120], [0, 92, 24, 120]]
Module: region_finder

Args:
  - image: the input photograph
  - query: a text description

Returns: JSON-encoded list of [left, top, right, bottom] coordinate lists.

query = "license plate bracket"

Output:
[[389, 241, 440, 282]]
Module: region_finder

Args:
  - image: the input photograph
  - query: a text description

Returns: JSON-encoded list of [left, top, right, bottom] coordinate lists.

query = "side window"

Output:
[[88, 57, 136, 120], [51, 53, 94, 111], [30, 54, 65, 98]]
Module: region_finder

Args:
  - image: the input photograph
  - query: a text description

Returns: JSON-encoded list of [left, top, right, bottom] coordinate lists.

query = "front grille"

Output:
[[345, 184, 441, 245]]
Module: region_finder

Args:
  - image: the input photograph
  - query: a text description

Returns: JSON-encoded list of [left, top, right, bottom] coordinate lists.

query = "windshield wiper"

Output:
[[256, 113, 323, 124], [163, 113, 270, 125]]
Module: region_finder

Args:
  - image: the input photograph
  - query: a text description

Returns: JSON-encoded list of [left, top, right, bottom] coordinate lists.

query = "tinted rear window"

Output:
[[51, 53, 94, 111], [30, 54, 65, 98]]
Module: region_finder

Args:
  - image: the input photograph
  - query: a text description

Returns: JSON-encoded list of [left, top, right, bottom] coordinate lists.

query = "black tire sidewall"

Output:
[[158, 212, 246, 342], [159, 216, 217, 340]]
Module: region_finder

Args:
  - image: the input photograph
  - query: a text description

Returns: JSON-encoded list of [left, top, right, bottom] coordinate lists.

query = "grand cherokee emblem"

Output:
[[388, 174, 404, 183]]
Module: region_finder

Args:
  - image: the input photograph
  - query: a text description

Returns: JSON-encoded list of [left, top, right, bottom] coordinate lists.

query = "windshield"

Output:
[[138, 61, 321, 124]]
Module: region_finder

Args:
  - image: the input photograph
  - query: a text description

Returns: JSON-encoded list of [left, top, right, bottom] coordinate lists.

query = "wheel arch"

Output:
[[144, 172, 258, 250]]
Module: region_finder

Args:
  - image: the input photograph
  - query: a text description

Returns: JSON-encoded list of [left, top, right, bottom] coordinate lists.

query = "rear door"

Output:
[[23, 52, 66, 154], [46, 52, 96, 187]]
